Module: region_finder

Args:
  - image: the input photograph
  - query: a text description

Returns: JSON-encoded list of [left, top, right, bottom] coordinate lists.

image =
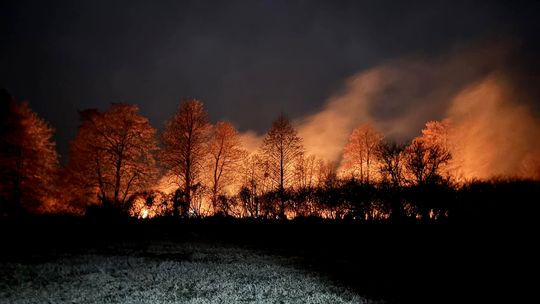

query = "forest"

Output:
[[2, 88, 539, 223], [2, 88, 537, 304]]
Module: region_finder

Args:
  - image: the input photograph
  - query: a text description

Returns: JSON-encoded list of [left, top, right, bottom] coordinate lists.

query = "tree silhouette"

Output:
[[376, 141, 407, 220], [161, 99, 211, 217], [207, 121, 245, 214], [0, 90, 59, 214], [68, 104, 158, 211], [238, 153, 270, 218], [239, 186, 258, 218], [402, 122, 453, 220], [316, 165, 342, 219], [417, 120, 457, 179], [294, 154, 318, 190], [341, 124, 383, 183], [377, 141, 406, 188], [291, 154, 331, 217], [261, 113, 303, 219], [404, 140, 451, 186]]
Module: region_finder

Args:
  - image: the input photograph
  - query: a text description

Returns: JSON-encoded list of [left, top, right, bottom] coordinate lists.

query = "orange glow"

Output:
[[445, 76, 540, 180], [234, 45, 540, 182]]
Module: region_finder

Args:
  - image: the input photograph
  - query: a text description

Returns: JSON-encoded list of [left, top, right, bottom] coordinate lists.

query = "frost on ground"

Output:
[[0, 242, 372, 304]]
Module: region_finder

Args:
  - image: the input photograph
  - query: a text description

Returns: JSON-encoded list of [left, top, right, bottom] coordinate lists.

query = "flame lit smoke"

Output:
[[241, 43, 540, 180], [446, 76, 540, 179]]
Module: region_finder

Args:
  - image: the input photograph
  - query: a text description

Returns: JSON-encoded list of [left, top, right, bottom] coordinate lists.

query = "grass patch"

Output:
[[0, 241, 373, 304]]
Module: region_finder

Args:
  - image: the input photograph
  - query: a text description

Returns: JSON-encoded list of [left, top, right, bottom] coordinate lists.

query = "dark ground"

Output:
[[1, 216, 536, 304]]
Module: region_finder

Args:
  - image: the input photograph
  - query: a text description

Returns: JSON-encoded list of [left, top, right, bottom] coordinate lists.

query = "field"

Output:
[[0, 240, 372, 304], [0, 217, 534, 303]]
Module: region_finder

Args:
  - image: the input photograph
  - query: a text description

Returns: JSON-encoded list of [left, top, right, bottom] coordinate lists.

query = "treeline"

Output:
[[119, 175, 540, 223], [1, 89, 539, 221]]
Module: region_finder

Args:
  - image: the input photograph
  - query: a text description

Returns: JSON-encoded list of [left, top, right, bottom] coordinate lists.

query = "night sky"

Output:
[[1, 0, 539, 160]]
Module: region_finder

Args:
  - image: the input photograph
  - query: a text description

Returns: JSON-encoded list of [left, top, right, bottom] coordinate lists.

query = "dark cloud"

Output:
[[1, 0, 539, 161]]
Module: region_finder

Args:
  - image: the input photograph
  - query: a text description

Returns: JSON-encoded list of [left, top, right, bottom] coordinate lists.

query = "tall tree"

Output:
[[0, 90, 59, 214], [68, 104, 158, 210], [161, 99, 211, 217], [207, 121, 245, 213], [261, 113, 303, 219], [341, 123, 383, 183]]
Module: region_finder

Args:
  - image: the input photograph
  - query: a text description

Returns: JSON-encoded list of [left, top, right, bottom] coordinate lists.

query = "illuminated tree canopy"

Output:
[[341, 124, 384, 183], [261, 113, 304, 218], [67, 104, 158, 210], [161, 99, 211, 217], [0, 90, 59, 214]]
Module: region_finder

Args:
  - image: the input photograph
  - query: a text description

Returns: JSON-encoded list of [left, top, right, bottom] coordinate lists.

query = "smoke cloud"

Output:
[[447, 76, 540, 179], [241, 42, 540, 179]]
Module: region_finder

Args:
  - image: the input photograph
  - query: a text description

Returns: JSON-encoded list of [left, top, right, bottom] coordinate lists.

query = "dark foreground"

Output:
[[1, 216, 536, 303]]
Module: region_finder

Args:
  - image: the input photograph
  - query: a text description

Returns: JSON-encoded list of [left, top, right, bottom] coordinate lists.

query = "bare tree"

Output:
[[376, 141, 407, 220], [314, 159, 337, 188], [404, 139, 452, 186], [417, 120, 459, 180], [161, 99, 211, 217], [238, 153, 271, 218], [377, 141, 406, 188], [341, 123, 383, 183], [261, 113, 303, 219], [0, 90, 59, 214], [68, 104, 158, 210], [292, 154, 324, 217], [207, 121, 245, 214], [294, 154, 318, 190], [403, 123, 453, 220]]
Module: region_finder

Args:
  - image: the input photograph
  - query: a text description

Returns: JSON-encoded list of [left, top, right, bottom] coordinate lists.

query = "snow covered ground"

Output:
[[0, 242, 373, 303]]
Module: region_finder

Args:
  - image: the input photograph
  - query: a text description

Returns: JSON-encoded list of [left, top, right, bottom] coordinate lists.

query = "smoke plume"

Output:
[[446, 76, 540, 179], [241, 42, 540, 179]]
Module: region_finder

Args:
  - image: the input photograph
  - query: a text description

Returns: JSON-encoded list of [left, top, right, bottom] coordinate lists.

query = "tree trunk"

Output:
[[184, 163, 190, 217], [279, 141, 285, 219], [114, 156, 122, 205]]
